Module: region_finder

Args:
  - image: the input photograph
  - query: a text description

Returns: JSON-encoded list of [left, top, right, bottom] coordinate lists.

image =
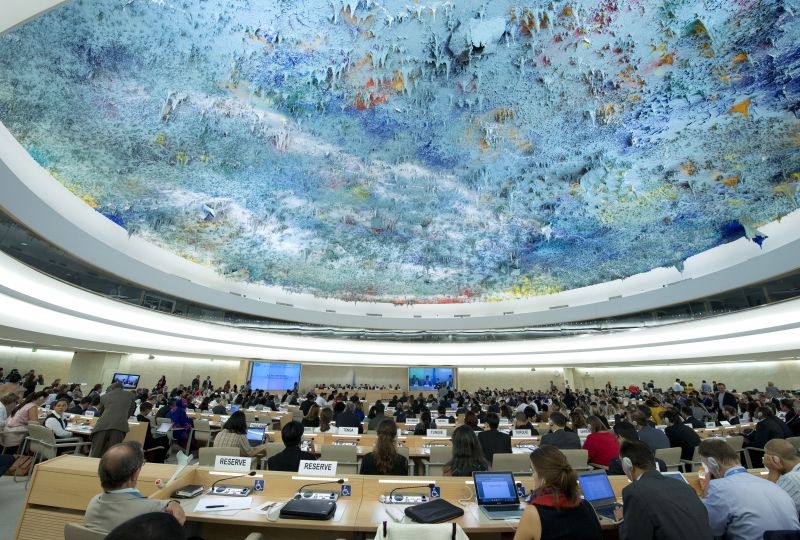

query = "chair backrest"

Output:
[[198, 446, 240, 466], [64, 522, 107, 540], [725, 435, 744, 451], [559, 449, 590, 470], [763, 531, 800, 540], [490, 453, 533, 476], [123, 422, 148, 446], [654, 447, 683, 471], [1, 425, 29, 449], [786, 437, 800, 452], [423, 446, 452, 476], [193, 419, 213, 445], [27, 423, 57, 460], [319, 445, 358, 474]]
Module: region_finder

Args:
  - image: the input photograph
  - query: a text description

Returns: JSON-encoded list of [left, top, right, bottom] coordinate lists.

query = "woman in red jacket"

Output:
[[582, 415, 619, 467]]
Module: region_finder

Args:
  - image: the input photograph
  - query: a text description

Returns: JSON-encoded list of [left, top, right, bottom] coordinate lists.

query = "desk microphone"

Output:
[[296, 478, 345, 496], [387, 483, 435, 502], [209, 470, 257, 491]]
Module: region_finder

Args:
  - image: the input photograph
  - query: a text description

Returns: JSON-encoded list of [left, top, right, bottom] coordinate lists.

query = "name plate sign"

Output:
[[298, 460, 338, 476], [513, 429, 532, 437], [427, 429, 447, 436], [338, 426, 358, 435], [214, 455, 252, 472]]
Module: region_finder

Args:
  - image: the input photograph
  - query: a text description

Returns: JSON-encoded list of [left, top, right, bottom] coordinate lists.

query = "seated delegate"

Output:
[[443, 424, 490, 476], [213, 410, 269, 457], [266, 420, 316, 472], [514, 445, 602, 540], [359, 418, 408, 475]]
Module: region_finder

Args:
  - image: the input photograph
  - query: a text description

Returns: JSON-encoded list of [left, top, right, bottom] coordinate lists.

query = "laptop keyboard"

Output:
[[486, 504, 521, 512]]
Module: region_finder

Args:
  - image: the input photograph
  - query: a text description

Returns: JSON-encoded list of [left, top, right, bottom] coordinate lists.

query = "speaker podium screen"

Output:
[[111, 373, 140, 389], [250, 362, 301, 391], [409, 368, 455, 390]]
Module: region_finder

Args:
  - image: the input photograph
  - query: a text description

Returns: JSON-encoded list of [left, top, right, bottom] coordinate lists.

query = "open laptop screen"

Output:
[[246, 426, 265, 445], [577, 471, 615, 503], [473, 471, 519, 506]]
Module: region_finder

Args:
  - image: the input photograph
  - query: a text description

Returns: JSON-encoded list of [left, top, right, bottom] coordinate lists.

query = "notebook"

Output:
[[156, 421, 172, 434], [661, 471, 689, 483], [472, 471, 523, 520], [247, 426, 266, 445], [577, 471, 621, 521]]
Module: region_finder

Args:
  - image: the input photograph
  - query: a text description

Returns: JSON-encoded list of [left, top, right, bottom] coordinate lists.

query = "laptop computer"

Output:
[[661, 471, 689, 483], [247, 426, 266, 446], [472, 471, 523, 520], [577, 471, 621, 521], [156, 421, 172, 435]]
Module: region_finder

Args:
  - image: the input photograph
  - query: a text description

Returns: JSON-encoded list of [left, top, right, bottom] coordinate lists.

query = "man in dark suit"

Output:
[[632, 411, 670, 453], [477, 412, 512, 464], [90, 383, 136, 458], [714, 383, 738, 414], [266, 421, 316, 472], [608, 422, 667, 475], [663, 410, 701, 463], [335, 401, 364, 433], [680, 406, 705, 429], [539, 412, 581, 449], [618, 440, 713, 540]]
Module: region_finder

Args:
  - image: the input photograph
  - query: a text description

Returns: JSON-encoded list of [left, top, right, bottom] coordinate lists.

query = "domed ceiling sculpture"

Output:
[[0, 0, 798, 305]]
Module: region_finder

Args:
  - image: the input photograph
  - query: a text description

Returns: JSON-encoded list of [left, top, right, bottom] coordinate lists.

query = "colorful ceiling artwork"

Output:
[[0, 0, 798, 304]]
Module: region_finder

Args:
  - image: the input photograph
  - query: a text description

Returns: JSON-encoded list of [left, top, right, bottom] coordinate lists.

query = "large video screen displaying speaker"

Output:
[[408, 367, 455, 391], [250, 362, 301, 391]]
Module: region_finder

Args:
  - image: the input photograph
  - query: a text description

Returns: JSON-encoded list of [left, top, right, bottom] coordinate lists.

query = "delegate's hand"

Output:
[[166, 500, 186, 525]]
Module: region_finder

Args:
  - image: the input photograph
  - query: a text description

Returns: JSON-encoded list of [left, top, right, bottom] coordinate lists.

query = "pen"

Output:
[[206, 505, 226, 508]]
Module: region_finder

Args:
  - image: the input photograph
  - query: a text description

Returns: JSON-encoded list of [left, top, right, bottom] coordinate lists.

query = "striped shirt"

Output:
[[778, 463, 800, 514]]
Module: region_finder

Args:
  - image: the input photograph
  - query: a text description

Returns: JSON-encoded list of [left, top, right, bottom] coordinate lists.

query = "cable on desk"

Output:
[[264, 501, 285, 522], [457, 486, 475, 506]]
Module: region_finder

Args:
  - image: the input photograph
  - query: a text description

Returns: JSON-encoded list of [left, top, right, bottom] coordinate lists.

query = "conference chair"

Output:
[[122, 422, 148, 447], [785, 437, 800, 452], [193, 418, 214, 448], [490, 453, 533, 476], [396, 445, 415, 476], [261, 442, 286, 469], [560, 449, 592, 471], [744, 445, 766, 469], [763, 531, 800, 540], [319, 444, 359, 474], [25, 424, 91, 484], [199, 446, 240, 467], [679, 446, 701, 472], [0, 425, 29, 454], [424, 446, 452, 476], [64, 522, 107, 540], [654, 447, 683, 472]]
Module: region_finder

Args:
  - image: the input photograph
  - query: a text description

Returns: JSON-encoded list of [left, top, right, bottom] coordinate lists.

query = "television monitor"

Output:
[[111, 372, 140, 389], [408, 367, 455, 390], [249, 362, 301, 391]]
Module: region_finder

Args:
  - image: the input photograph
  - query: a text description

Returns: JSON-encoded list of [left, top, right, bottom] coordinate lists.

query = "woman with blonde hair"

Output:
[[513, 446, 602, 540], [359, 418, 407, 475], [317, 406, 336, 433], [302, 403, 320, 428]]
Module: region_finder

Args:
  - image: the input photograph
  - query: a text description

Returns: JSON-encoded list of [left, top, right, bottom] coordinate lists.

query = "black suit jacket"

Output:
[[266, 446, 316, 472], [664, 423, 701, 460], [335, 411, 364, 433], [539, 429, 581, 450], [477, 429, 512, 464], [620, 470, 713, 540]]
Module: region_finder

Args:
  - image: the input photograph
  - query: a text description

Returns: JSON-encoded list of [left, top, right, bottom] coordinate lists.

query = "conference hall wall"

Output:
[[2, 346, 798, 395]]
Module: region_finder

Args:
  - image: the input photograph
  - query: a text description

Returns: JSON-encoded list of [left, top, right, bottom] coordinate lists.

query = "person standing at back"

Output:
[[90, 382, 135, 458], [513, 445, 602, 540], [618, 440, 712, 540]]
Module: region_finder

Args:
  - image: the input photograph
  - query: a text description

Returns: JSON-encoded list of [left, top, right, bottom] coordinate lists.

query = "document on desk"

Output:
[[195, 496, 253, 513]]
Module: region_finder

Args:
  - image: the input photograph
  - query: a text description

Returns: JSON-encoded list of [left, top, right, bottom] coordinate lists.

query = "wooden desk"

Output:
[[15, 455, 186, 540], [154, 468, 365, 540]]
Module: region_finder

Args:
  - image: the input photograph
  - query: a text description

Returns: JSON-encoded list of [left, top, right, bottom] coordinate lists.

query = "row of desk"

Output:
[[18, 453, 771, 540]]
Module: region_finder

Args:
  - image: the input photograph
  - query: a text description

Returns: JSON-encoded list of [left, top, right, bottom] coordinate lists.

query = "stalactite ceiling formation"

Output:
[[0, 0, 798, 304]]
